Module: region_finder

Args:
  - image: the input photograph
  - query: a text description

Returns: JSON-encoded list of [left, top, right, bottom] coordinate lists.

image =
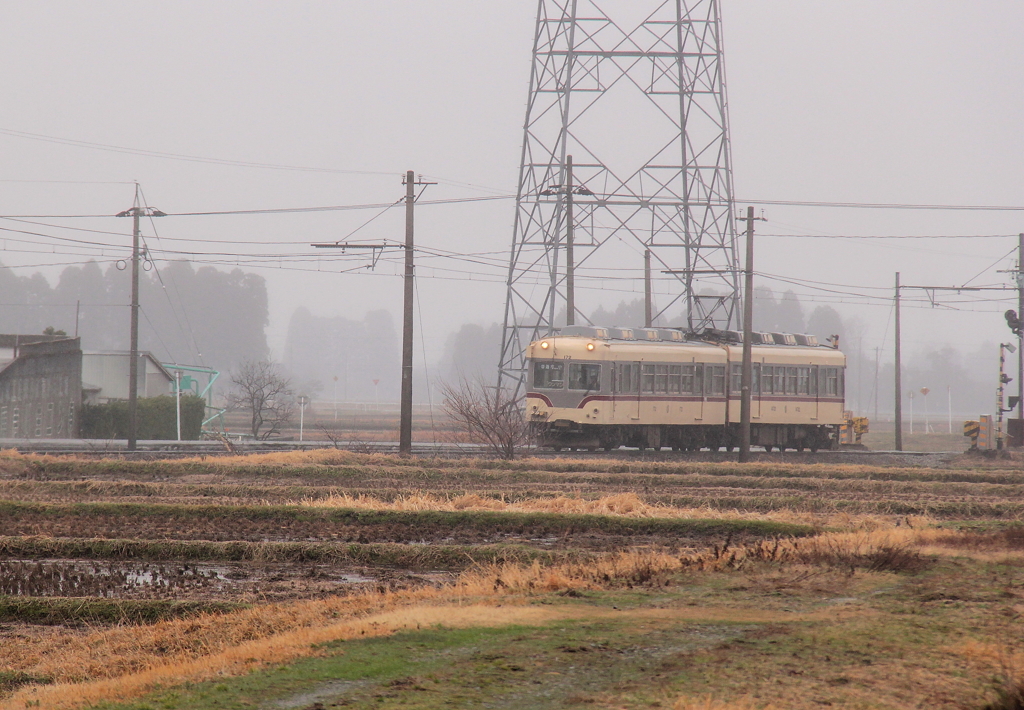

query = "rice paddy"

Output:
[[0, 447, 1022, 709]]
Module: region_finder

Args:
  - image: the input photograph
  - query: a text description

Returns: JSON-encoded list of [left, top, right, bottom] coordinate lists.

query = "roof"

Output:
[[82, 351, 174, 381]]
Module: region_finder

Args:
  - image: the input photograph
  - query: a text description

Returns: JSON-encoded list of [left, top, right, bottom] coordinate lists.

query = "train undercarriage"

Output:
[[532, 421, 839, 453]]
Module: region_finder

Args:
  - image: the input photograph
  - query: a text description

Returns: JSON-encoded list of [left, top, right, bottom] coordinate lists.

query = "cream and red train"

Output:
[[525, 326, 846, 452]]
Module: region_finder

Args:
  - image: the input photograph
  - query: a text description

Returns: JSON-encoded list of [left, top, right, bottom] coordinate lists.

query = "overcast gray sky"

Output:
[[1, 1, 1022, 379]]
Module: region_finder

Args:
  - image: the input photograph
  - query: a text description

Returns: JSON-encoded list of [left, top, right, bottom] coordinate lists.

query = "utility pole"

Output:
[[312, 171, 432, 457], [399, 171, 435, 455], [400, 170, 416, 455], [873, 346, 880, 426], [1018, 232, 1023, 425], [644, 249, 652, 328], [737, 206, 763, 463], [116, 187, 165, 451], [894, 272, 902, 451], [565, 155, 575, 326]]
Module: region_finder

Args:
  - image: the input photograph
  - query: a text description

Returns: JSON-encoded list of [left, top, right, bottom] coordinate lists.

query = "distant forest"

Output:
[[0, 259, 268, 372], [0, 260, 998, 417]]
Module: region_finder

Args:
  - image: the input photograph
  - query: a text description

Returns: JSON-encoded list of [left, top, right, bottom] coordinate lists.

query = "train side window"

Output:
[[797, 367, 810, 395], [680, 364, 695, 394], [641, 364, 656, 394], [655, 364, 669, 393], [533, 361, 564, 389], [785, 367, 798, 395], [694, 364, 704, 395], [729, 363, 741, 395], [752, 364, 760, 395], [568, 363, 601, 391], [616, 363, 640, 393], [774, 367, 785, 395], [668, 365, 682, 394], [710, 365, 726, 396], [839, 368, 845, 397], [760, 365, 772, 394], [825, 367, 839, 396]]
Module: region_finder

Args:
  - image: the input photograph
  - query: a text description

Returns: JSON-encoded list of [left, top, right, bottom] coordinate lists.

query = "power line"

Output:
[[0, 127, 398, 177], [738, 198, 1024, 211]]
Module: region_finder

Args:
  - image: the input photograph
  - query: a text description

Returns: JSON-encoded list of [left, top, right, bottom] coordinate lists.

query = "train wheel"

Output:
[[764, 445, 773, 453]]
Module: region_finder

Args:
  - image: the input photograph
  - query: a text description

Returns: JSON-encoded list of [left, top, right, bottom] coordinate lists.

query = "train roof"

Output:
[[553, 325, 838, 349]]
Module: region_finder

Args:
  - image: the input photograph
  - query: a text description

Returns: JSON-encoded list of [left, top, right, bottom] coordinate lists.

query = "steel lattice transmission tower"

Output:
[[498, 0, 740, 391]]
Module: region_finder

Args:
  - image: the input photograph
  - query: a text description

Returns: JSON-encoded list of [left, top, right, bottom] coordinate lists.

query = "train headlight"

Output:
[[586, 342, 595, 351], [540, 341, 550, 349]]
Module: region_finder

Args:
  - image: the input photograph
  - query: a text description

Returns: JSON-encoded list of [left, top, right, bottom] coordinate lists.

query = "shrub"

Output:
[[81, 395, 206, 440]]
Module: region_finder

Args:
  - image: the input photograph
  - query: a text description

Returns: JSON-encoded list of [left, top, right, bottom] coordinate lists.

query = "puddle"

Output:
[[0, 559, 387, 600]]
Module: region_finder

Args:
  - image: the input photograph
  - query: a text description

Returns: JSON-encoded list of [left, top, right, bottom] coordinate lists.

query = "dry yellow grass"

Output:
[[0, 527, 948, 710], [297, 489, 931, 530], [672, 697, 778, 710]]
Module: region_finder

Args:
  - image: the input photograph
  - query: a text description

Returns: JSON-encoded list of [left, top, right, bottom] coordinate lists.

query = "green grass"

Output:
[[0, 596, 244, 625], [0, 536, 570, 569], [80, 553, 1020, 710], [0, 500, 814, 538]]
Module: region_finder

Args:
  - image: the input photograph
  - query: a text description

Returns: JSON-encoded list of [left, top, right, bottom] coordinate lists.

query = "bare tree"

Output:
[[440, 376, 530, 459], [227, 360, 295, 440]]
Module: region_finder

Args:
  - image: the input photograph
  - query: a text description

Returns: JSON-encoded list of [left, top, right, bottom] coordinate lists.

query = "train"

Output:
[[524, 325, 846, 452]]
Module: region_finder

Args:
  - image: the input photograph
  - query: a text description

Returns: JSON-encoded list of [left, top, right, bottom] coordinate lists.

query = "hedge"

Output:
[[80, 395, 206, 440]]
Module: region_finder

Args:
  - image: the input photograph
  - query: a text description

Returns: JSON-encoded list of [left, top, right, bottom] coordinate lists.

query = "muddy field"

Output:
[[2, 449, 1024, 709]]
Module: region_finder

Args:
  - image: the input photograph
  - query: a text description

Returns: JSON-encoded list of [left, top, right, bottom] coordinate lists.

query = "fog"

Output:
[[1, 1, 1022, 416]]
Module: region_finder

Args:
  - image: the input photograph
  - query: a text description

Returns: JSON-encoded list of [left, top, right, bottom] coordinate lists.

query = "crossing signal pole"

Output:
[[895, 278, 1017, 452]]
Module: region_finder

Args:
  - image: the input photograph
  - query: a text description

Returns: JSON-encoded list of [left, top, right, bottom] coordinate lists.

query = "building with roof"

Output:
[[82, 352, 174, 404], [0, 334, 83, 438]]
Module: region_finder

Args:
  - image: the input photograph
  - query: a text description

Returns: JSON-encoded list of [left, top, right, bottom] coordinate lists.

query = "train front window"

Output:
[[533, 361, 564, 389], [568, 363, 601, 391]]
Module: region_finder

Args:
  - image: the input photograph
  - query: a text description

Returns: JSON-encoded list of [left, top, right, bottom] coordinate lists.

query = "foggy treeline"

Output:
[[0, 259, 1003, 420], [284, 307, 400, 402], [0, 259, 269, 371]]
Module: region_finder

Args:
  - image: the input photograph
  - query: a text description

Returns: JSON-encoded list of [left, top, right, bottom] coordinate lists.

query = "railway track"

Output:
[[0, 438, 960, 464]]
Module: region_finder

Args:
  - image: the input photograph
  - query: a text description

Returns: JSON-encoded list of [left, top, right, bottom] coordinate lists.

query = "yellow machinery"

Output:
[[839, 410, 869, 446]]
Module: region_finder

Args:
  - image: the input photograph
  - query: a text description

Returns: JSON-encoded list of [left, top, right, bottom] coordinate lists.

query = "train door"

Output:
[[633, 361, 642, 420], [752, 362, 761, 419], [695, 363, 705, 420], [812, 365, 820, 420]]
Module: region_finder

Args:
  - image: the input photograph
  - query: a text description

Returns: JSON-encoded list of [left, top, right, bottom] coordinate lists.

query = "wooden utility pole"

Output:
[[1018, 232, 1023, 424], [894, 272, 903, 451], [400, 170, 416, 455], [313, 172, 432, 455], [565, 155, 575, 326], [116, 187, 164, 451], [128, 201, 141, 450], [738, 206, 756, 462], [644, 249, 652, 328]]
